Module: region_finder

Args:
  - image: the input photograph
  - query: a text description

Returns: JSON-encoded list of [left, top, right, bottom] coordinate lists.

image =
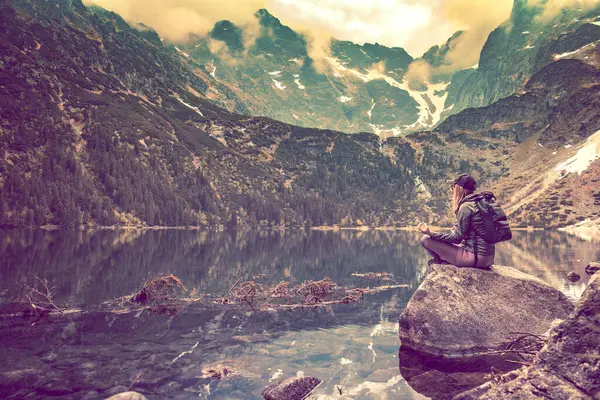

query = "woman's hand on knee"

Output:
[[418, 222, 431, 235]]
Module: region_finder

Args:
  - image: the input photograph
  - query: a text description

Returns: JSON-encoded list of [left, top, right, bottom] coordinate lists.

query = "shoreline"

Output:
[[0, 224, 560, 233]]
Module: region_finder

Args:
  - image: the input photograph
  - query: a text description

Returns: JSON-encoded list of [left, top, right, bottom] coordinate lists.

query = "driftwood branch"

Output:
[[20, 277, 65, 315], [101, 272, 410, 317]]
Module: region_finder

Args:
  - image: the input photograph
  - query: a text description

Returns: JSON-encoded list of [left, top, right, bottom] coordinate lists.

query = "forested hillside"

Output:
[[0, 0, 419, 228]]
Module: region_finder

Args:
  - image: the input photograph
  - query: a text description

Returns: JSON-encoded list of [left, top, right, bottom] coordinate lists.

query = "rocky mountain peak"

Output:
[[210, 20, 244, 52]]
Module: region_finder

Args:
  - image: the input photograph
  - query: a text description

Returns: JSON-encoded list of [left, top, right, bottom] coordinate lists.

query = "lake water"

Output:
[[0, 229, 597, 399]]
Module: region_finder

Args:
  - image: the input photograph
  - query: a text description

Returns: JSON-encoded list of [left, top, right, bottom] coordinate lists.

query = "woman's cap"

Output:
[[447, 173, 477, 191]]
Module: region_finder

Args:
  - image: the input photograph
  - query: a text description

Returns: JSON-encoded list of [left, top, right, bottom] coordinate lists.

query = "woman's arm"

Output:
[[429, 204, 473, 244]]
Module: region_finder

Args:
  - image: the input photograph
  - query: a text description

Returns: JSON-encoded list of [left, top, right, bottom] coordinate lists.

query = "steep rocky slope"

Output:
[[445, 0, 600, 116], [179, 9, 448, 137], [391, 50, 600, 228], [173, 2, 600, 137]]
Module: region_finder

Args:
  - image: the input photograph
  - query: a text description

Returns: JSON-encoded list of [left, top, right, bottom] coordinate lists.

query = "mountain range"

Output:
[[1, 0, 599, 230]]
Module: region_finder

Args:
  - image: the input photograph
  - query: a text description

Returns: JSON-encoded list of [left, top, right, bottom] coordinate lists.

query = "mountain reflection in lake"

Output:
[[0, 229, 597, 399]]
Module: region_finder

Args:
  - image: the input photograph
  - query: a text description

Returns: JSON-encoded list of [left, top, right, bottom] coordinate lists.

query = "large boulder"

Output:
[[399, 264, 574, 358], [263, 377, 321, 400], [106, 392, 147, 400], [456, 273, 600, 399]]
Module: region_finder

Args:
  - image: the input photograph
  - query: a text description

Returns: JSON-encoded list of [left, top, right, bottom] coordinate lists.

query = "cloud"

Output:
[[269, 0, 451, 57], [529, 0, 600, 22], [270, 0, 513, 79], [293, 25, 333, 73], [83, 0, 269, 42], [405, 59, 432, 87], [434, 0, 513, 73]]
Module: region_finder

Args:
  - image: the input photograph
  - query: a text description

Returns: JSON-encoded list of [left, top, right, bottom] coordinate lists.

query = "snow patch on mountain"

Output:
[[324, 56, 450, 133], [383, 77, 449, 130], [555, 130, 600, 175], [272, 79, 286, 90], [175, 47, 190, 58], [369, 124, 403, 137], [554, 40, 600, 59], [294, 78, 305, 90], [208, 61, 217, 79], [367, 101, 375, 119], [360, 49, 371, 59], [174, 95, 205, 117], [339, 96, 353, 103], [268, 71, 282, 76]]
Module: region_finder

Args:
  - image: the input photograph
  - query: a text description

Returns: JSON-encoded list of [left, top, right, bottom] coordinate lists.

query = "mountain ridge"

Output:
[[1, 0, 600, 231]]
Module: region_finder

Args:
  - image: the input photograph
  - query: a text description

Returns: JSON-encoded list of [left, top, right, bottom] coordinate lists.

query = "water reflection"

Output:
[[495, 230, 599, 300], [0, 229, 430, 306], [0, 229, 597, 399]]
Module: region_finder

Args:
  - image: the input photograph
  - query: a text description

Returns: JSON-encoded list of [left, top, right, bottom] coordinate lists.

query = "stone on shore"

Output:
[[399, 264, 574, 358], [455, 273, 600, 399], [262, 377, 321, 400], [106, 392, 147, 400], [585, 261, 599, 275], [566, 271, 580, 282]]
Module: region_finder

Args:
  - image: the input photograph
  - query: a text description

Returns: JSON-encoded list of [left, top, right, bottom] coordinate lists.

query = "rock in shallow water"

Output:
[[566, 271, 580, 282], [456, 273, 600, 399], [262, 377, 321, 400], [106, 392, 147, 400], [399, 264, 573, 358], [585, 261, 599, 275]]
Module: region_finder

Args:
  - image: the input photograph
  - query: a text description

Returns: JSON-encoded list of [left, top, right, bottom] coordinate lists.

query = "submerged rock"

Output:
[[456, 273, 600, 399], [566, 271, 580, 282], [399, 264, 573, 358], [106, 392, 147, 400], [263, 377, 321, 400], [398, 345, 517, 400], [585, 261, 599, 275]]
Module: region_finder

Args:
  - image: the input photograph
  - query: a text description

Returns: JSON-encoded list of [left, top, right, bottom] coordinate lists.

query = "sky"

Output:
[[269, 0, 511, 56]]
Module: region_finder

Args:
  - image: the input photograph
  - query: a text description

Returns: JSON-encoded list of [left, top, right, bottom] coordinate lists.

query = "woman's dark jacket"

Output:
[[429, 193, 495, 257]]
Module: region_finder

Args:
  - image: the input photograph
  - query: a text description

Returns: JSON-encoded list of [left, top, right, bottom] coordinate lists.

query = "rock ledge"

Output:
[[399, 264, 573, 358]]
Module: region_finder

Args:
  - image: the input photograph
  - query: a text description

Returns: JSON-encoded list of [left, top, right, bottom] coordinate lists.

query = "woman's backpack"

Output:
[[475, 192, 512, 244]]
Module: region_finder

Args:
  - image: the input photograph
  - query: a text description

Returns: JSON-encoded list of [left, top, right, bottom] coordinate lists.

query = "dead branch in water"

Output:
[[351, 272, 396, 282], [105, 273, 410, 317], [216, 276, 408, 313], [130, 274, 187, 304], [20, 277, 65, 315]]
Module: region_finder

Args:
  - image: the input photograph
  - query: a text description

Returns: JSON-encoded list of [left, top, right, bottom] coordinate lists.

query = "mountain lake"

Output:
[[0, 229, 597, 399]]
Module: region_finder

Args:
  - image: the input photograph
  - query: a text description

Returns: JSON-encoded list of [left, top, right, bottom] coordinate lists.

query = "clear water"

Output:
[[0, 229, 596, 399]]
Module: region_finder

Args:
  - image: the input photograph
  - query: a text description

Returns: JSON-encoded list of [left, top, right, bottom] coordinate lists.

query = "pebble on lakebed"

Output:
[[566, 271, 580, 282], [585, 261, 599, 275]]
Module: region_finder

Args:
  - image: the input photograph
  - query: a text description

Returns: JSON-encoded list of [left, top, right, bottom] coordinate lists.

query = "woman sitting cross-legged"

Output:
[[418, 173, 495, 269]]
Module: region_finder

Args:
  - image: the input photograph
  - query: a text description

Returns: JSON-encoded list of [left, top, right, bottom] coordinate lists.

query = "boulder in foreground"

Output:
[[106, 392, 147, 400], [456, 273, 600, 399], [263, 377, 321, 400], [399, 264, 573, 358]]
